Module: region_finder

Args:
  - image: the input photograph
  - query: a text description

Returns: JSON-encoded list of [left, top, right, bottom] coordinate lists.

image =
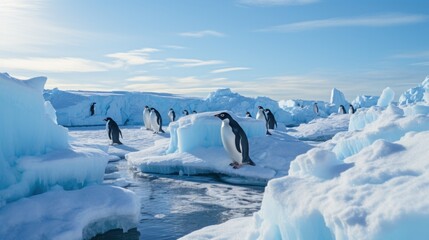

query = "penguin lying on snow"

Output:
[[215, 112, 255, 169], [104, 117, 122, 145]]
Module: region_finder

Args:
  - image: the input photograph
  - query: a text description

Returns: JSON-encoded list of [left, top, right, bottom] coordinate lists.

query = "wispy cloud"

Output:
[[179, 30, 225, 38], [127, 76, 160, 82], [259, 14, 427, 32], [391, 51, 429, 59], [106, 48, 162, 66], [239, 0, 318, 6], [163, 45, 186, 50], [211, 67, 251, 74], [0, 0, 91, 52], [0, 57, 110, 73], [166, 58, 225, 67]]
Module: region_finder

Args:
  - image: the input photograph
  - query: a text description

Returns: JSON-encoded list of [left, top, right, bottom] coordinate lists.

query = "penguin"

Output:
[[143, 105, 152, 130], [338, 105, 346, 114], [256, 106, 271, 135], [150, 108, 165, 133], [168, 108, 176, 122], [245, 111, 252, 118], [255, 106, 266, 121], [214, 112, 255, 169], [348, 104, 355, 114], [104, 117, 122, 145], [90, 102, 96, 116], [313, 102, 319, 115], [192, 110, 197, 114], [265, 109, 277, 130], [183, 110, 189, 116]]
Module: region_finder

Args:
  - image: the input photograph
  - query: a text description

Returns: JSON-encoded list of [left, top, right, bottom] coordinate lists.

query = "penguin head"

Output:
[[183, 110, 189, 115], [192, 110, 197, 114], [104, 117, 113, 122], [258, 106, 264, 110], [265, 109, 272, 113], [169, 108, 173, 111], [214, 112, 232, 121], [145, 105, 149, 109], [150, 108, 156, 112], [246, 111, 250, 115]]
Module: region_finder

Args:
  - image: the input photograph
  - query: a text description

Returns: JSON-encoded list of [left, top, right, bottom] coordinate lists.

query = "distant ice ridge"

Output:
[[127, 111, 312, 182], [399, 76, 429, 105], [44, 87, 363, 127], [0, 73, 139, 239], [181, 82, 429, 240]]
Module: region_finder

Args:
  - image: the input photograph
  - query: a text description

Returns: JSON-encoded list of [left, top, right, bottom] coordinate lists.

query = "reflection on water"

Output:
[[92, 160, 264, 240]]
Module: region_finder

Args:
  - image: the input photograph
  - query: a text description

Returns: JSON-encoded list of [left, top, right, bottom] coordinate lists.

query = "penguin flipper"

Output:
[[233, 128, 242, 153], [108, 128, 112, 140]]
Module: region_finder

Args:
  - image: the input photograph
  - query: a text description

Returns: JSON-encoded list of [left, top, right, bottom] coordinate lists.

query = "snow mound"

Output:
[[0, 185, 139, 240], [167, 111, 266, 153], [330, 88, 349, 109], [399, 76, 429, 105], [287, 114, 350, 141], [377, 87, 395, 107], [351, 95, 379, 108]]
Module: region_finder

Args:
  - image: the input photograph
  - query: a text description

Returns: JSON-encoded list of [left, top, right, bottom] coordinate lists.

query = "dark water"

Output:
[[92, 160, 264, 240]]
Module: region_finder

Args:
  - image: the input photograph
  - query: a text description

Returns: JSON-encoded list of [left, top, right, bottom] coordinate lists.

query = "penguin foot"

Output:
[[266, 131, 272, 135], [233, 164, 242, 169]]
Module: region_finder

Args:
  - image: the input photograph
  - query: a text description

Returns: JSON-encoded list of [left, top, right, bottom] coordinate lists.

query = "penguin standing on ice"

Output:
[[168, 108, 176, 122], [90, 102, 96, 116], [182, 110, 189, 116], [255, 106, 266, 121], [256, 106, 271, 135], [313, 102, 319, 115], [245, 111, 252, 118], [265, 109, 277, 130], [348, 104, 355, 114], [214, 112, 255, 169], [104, 117, 122, 145], [150, 108, 165, 133], [143, 105, 152, 130], [338, 105, 346, 114]]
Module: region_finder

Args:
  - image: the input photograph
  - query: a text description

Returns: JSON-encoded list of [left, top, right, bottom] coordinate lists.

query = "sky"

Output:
[[1, 0, 429, 101]]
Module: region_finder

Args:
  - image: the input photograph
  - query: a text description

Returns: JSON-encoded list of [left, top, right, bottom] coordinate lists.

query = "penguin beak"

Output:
[[214, 114, 219, 117]]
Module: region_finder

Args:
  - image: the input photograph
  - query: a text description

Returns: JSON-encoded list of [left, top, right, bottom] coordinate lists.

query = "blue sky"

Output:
[[1, 0, 428, 101]]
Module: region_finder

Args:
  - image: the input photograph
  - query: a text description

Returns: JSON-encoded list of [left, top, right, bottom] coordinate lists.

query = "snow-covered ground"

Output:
[[4, 71, 429, 240]]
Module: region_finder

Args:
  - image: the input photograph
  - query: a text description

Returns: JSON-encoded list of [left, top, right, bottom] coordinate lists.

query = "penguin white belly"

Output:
[[150, 112, 160, 132], [255, 111, 264, 121], [168, 112, 173, 122], [144, 110, 151, 129], [220, 121, 242, 164]]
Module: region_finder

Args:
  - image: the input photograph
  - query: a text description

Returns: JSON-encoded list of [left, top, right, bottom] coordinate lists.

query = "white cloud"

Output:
[[127, 76, 160, 82], [239, 0, 318, 6], [259, 14, 427, 32], [166, 58, 224, 67], [211, 67, 250, 74], [179, 30, 225, 38], [106, 48, 162, 66], [0, 57, 110, 73], [0, 0, 90, 52], [163, 45, 186, 50], [391, 51, 429, 59]]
